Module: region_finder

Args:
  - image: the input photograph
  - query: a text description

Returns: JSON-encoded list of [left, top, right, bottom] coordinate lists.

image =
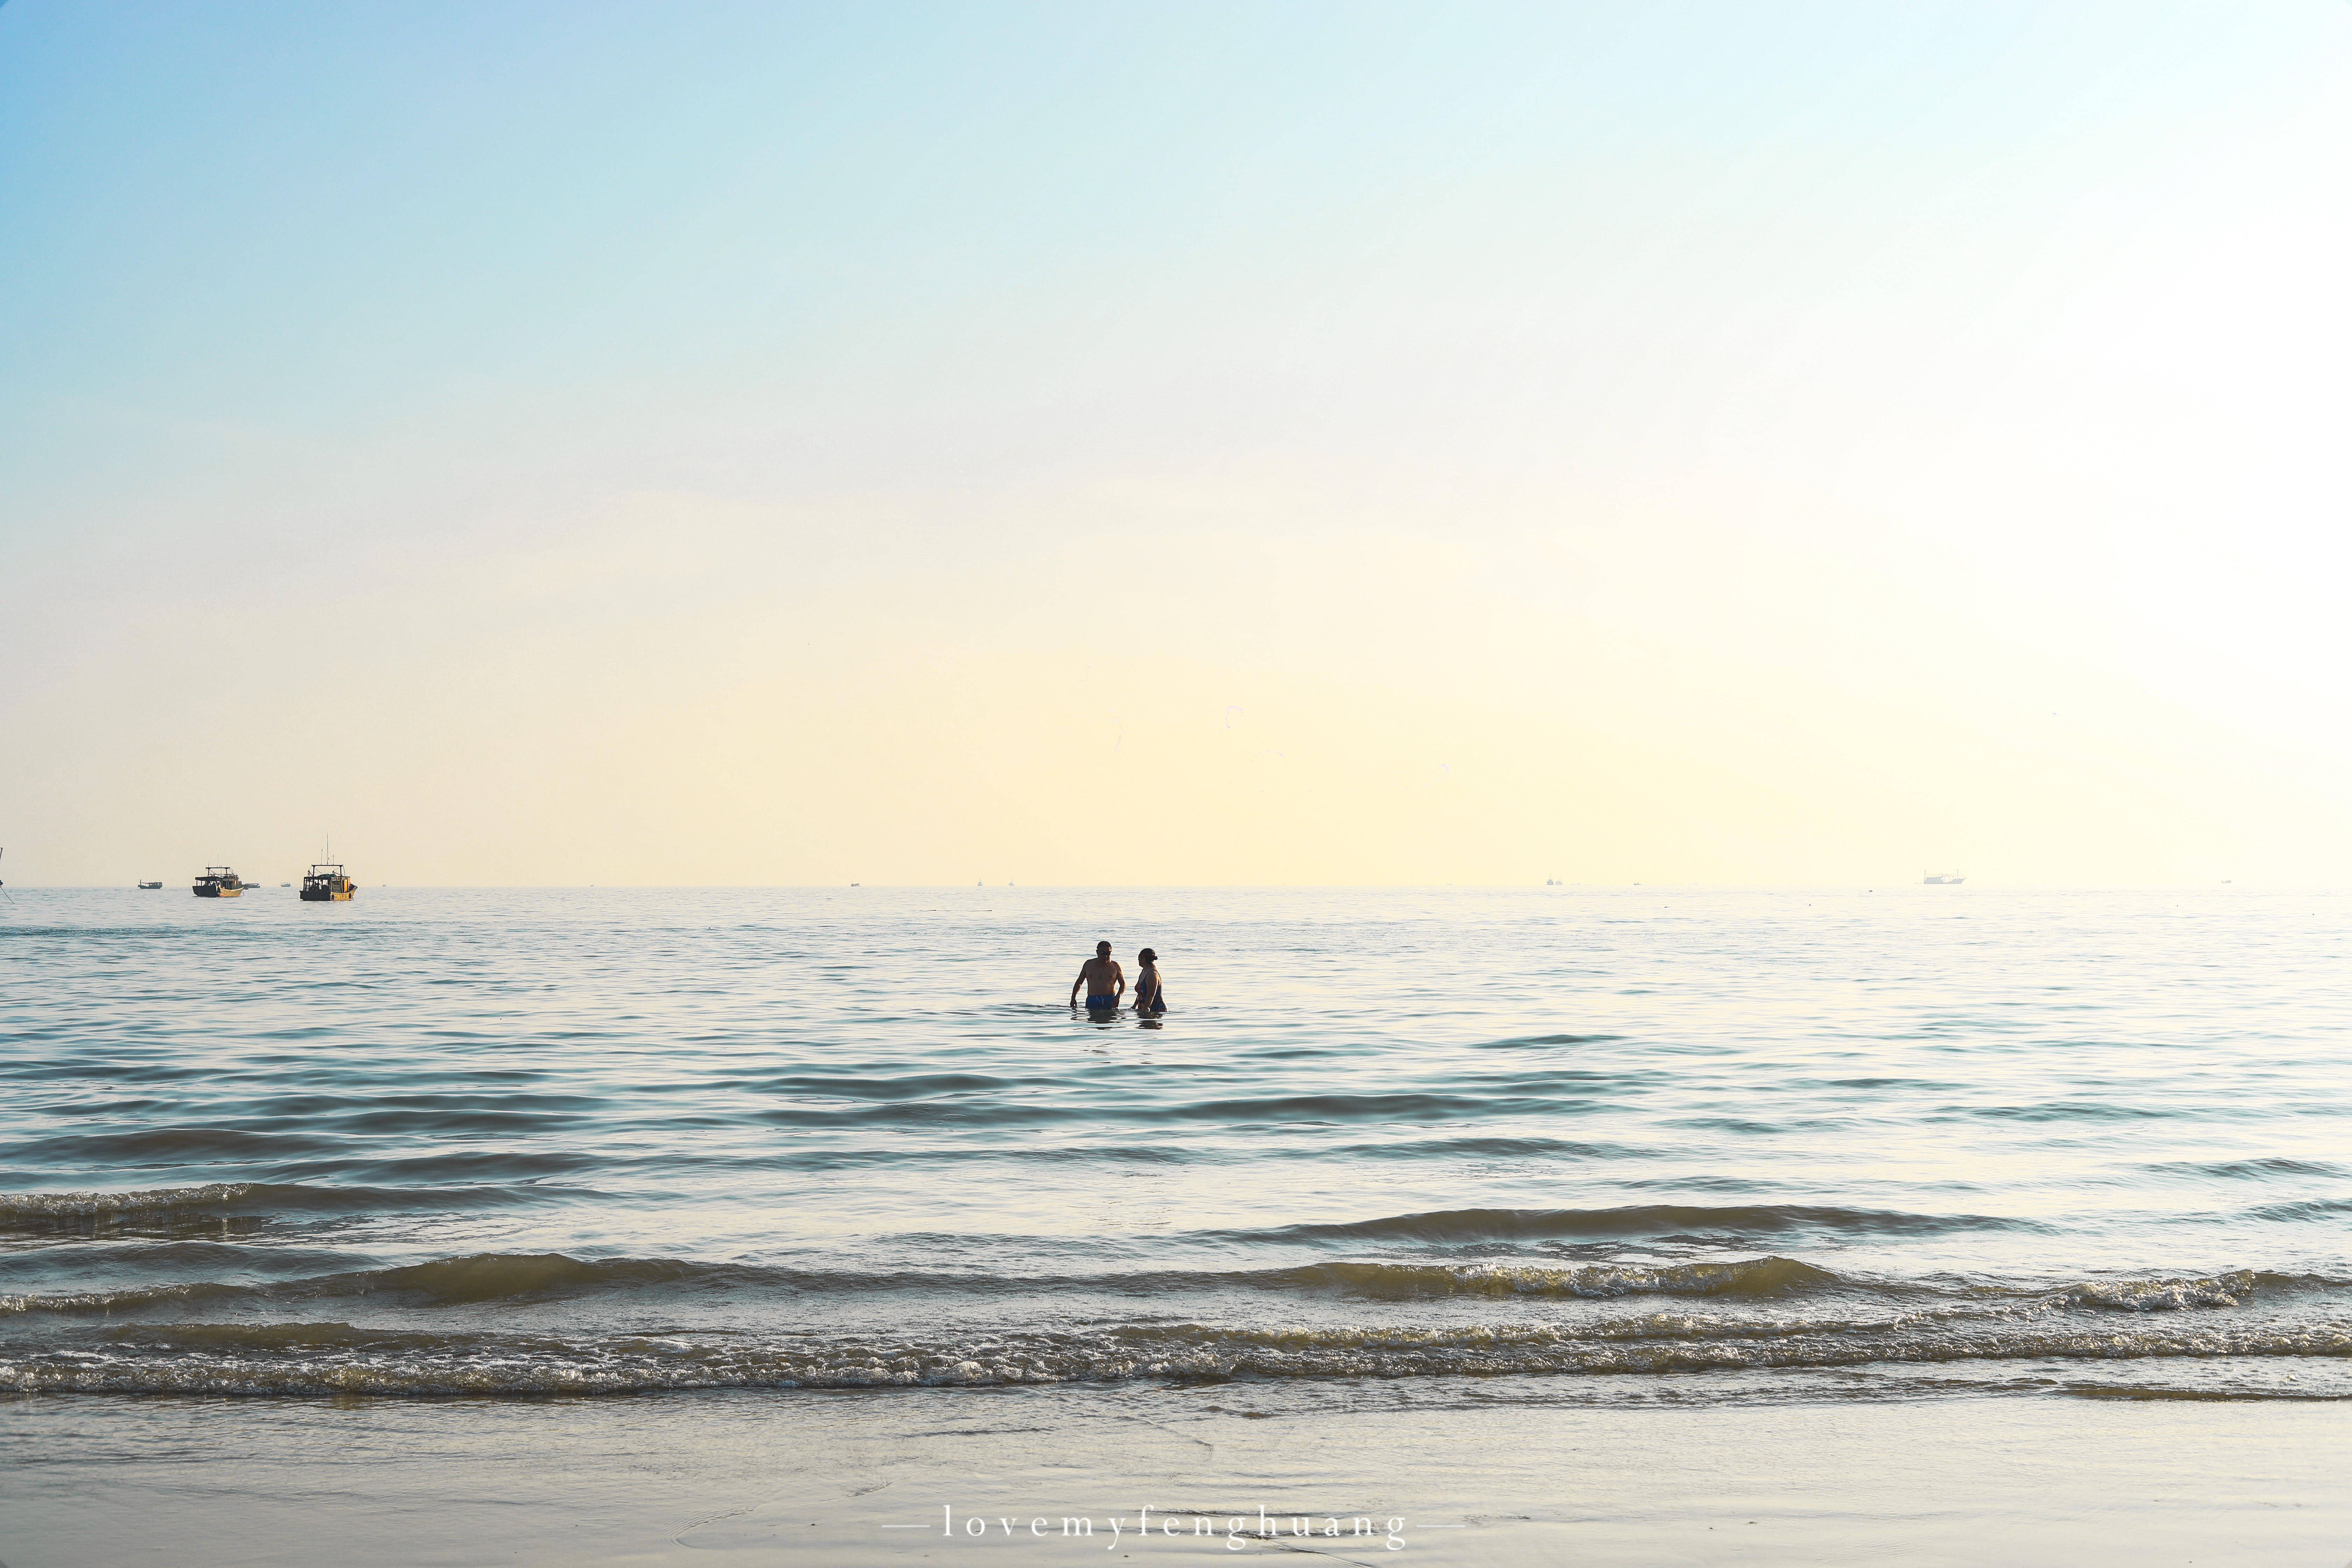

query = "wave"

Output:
[[2063, 1384, 2352, 1402], [0, 1182, 569, 1239], [1228, 1204, 2044, 1245], [0, 923, 252, 940], [1285, 1257, 1836, 1299], [1963, 1102, 2182, 1123], [1322, 1137, 1658, 1162], [730, 1138, 1658, 1170], [752, 1072, 1034, 1099], [2, 1126, 622, 1174], [2060, 1272, 2264, 1311], [0, 1251, 1837, 1316], [2242, 1198, 2352, 1224], [1472, 1034, 1625, 1050], [8, 1127, 352, 1164], [2141, 1157, 2352, 1181], [9, 1246, 2329, 1321], [6, 1314, 2346, 1397], [0, 1254, 749, 1316], [748, 1092, 1594, 1129]]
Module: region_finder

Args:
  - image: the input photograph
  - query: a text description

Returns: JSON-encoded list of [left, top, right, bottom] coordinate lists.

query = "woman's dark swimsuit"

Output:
[[1134, 974, 1167, 1015]]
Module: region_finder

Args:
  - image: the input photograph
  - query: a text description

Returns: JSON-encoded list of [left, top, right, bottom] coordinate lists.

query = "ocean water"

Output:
[[4, 886, 2349, 1407]]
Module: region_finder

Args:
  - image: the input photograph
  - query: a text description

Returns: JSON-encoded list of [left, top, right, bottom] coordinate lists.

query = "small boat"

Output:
[[193, 867, 244, 898], [300, 863, 357, 902], [1923, 871, 1966, 885], [137, 881, 163, 889]]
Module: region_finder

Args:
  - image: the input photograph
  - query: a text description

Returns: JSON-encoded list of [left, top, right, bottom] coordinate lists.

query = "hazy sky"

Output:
[[5, 1, 2349, 886]]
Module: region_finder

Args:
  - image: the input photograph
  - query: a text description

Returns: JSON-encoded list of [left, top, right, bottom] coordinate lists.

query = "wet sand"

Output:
[[4, 1385, 2345, 1566]]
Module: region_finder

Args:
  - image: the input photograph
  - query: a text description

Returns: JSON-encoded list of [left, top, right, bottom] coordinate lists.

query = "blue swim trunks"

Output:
[[1084, 994, 1119, 1009]]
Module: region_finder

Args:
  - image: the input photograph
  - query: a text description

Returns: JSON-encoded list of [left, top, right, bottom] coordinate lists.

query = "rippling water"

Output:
[[5, 886, 2348, 1404]]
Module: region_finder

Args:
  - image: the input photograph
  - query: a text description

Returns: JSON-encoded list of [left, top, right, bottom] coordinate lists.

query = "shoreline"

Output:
[[5, 1382, 2345, 1566]]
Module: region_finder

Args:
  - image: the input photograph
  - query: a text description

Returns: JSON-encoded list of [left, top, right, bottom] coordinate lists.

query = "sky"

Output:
[[4, 0, 2350, 887]]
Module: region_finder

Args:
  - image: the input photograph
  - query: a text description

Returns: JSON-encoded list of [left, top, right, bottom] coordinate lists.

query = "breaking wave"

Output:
[[7, 1314, 2348, 1397]]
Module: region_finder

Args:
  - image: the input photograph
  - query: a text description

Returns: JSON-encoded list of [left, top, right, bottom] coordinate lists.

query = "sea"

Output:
[[5, 885, 2349, 1414]]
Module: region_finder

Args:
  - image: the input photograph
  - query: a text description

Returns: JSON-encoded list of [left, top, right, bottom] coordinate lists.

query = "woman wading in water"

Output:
[[1132, 948, 1167, 1015]]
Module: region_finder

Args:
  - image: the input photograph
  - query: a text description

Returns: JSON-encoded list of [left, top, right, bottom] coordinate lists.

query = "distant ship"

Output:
[[137, 880, 163, 889], [1923, 871, 1966, 885], [193, 866, 244, 897], [300, 863, 357, 902]]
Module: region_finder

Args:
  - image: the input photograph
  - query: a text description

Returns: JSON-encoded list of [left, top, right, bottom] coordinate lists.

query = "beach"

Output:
[[4, 887, 2348, 1564], [7, 1383, 2347, 1564]]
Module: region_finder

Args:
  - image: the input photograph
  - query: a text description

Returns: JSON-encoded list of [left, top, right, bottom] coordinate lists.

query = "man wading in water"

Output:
[[1070, 941, 1125, 1011]]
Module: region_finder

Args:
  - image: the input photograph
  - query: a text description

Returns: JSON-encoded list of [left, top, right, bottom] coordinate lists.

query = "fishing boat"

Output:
[[1923, 871, 1966, 885], [193, 867, 244, 897], [137, 881, 163, 889], [300, 863, 356, 901]]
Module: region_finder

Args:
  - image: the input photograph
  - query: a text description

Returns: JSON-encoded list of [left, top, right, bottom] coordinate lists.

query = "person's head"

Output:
[[1138, 948, 1156, 965], [1095, 941, 1112, 958]]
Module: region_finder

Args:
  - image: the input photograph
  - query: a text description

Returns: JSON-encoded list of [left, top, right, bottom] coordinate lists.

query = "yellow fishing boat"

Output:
[[300, 863, 356, 901], [193, 867, 244, 898]]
